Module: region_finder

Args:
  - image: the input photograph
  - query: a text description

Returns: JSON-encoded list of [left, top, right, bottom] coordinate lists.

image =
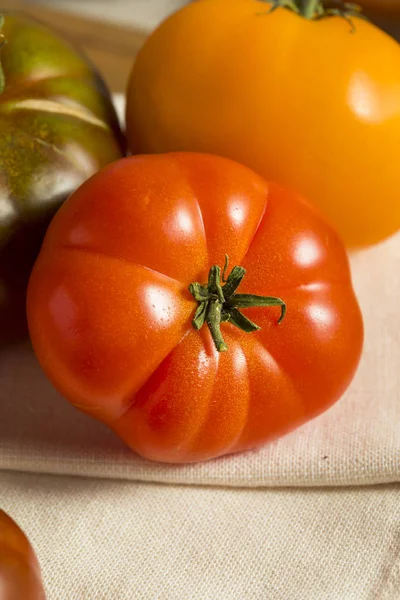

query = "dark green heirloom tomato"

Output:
[[0, 12, 124, 343]]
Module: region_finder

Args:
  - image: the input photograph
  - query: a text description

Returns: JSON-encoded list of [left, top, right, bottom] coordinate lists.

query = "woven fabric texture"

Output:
[[0, 472, 399, 600]]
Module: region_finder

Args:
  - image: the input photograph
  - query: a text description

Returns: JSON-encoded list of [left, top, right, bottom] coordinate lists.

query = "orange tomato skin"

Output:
[[0, 510, 46, 600], [126, 0, 400, 248], [27, 153, 363, 463]]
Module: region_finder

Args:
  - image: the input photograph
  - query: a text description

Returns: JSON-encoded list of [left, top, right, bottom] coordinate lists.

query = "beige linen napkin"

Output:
[[0, 472, 399, 600], [0, 232, 399, 487]]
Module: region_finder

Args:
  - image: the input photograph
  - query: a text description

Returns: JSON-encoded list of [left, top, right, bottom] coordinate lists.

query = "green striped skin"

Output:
[[0, 12, 124, 343]]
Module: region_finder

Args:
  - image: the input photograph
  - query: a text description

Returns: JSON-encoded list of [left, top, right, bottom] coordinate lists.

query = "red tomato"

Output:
[[0, 510, 45, 599], [27, 154, 363, 463]]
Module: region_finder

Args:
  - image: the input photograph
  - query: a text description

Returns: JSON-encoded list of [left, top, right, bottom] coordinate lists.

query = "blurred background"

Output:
[[1, 0, 400, 94], [29, 0, 188, 30]]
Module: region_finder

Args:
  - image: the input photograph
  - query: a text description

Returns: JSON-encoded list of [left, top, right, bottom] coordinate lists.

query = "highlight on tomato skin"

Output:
[[0, 510, 46, 600], [27, 152, 364, 464]]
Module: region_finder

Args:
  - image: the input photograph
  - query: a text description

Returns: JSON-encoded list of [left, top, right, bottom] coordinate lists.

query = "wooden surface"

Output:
[[0, 0, 147, 92], [362, 0, 400, 15]]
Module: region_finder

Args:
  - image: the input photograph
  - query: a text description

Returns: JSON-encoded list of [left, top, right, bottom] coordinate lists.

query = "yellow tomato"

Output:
[[126, 0, 400, 247]]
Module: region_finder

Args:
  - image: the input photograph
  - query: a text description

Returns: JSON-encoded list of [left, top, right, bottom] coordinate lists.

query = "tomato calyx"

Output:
[[189, 255, 286, 353], [263, 0, 366, 32]]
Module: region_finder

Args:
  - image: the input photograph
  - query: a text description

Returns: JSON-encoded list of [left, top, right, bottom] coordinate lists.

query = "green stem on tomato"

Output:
[[301, 0, 321, 18], [206, 297, 228, 353], [189, 255, 286, 353], [263, 0, 366, 28]]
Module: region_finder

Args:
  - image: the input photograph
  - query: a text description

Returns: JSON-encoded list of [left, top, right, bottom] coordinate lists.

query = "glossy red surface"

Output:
[[28, 153, 363, 463]]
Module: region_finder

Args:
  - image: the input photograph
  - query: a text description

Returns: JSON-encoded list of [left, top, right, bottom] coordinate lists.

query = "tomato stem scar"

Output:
[[259, 0, 366, 32], [189, 255, 286, 353]]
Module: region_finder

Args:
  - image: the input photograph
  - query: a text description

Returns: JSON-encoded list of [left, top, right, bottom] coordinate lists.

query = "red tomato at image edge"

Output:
[[0, 510, 46, 599], [27, 153, 364, 464]]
